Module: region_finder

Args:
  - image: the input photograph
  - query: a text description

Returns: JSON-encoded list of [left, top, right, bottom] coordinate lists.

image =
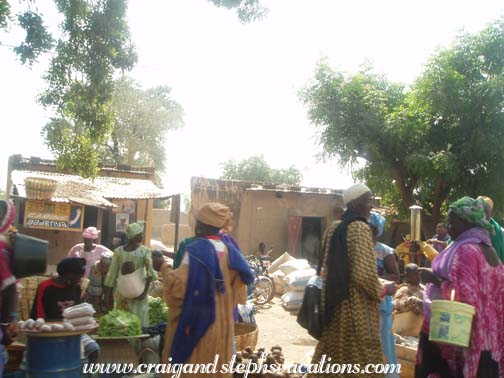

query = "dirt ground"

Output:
[[253, 296, 317, 365]]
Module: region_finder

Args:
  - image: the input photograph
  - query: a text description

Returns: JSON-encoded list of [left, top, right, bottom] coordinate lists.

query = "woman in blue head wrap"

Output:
[[369, 211, 400, 378]]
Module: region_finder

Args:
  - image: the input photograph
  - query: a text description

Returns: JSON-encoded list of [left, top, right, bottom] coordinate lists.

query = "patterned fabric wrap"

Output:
[[309, 221, 384, 378], [418, 231, 504, 378], [126, 222, 145, 240], [369, 211, 385, 237], [449, 196, 493, 233]]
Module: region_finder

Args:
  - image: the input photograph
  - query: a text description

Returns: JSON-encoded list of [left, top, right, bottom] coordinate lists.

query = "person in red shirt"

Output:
[[30, 257, 100, 362], [31, 257, 85, 320]]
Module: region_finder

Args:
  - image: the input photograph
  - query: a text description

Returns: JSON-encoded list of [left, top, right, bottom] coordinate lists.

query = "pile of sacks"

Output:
[[268, 252, 316, 311]]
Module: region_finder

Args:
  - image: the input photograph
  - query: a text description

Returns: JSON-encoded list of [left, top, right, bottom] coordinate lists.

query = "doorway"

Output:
[[301, 217, 322, 265]]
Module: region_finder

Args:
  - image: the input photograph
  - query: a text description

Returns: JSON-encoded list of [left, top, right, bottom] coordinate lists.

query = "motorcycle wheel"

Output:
[[254, 276, 274, 305]]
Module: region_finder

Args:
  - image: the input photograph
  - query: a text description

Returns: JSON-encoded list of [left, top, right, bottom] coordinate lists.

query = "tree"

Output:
[[301, 18, 504, 224], [1, 0, 265, 177], [1, 0, 265, 64], [208, 0, 267, 22], [100, 77, 184, 171], [45, 77, 184, 172], [221, 155, 302, 185]]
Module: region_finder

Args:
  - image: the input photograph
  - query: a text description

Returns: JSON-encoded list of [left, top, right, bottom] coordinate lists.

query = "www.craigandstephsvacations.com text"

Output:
[[83, 354, 401, 377]]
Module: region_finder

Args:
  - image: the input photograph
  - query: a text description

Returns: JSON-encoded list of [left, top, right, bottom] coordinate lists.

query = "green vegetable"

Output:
[[148, 296, 168, 324], [98, 309, 141, 337]]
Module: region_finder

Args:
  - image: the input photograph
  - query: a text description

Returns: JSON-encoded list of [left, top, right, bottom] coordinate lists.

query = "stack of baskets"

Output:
[[24, 177, 57, 200], [234, 323, 258, 351]]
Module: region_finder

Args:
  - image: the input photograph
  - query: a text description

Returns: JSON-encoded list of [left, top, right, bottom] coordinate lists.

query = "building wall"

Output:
[[151, 209, 191, 247], [191, 177, 344, 260], [16, 226, 82, 273], [160, 224, 193, 247], [237, 191, 343, 259]]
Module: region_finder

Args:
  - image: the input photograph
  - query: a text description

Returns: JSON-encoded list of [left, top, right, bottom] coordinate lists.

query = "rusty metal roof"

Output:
[[245, 186, 343, 195], [191, 176, 344, 196], [11, 170, 170, 207]]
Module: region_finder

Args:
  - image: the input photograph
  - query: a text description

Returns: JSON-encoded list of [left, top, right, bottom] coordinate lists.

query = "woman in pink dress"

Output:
[[67, 227, 112, 277], [416, 196, 504, 378]]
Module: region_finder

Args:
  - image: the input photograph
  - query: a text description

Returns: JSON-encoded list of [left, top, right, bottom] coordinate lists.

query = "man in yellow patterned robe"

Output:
[[308, 184, 396, 378]]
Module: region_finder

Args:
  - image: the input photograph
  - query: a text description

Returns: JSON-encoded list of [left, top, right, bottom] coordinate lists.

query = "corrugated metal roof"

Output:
[[190, 176, 344, 195], [11, 170, 170, 206], [245, 186, 343, 195], [10, 156, 156, 175]]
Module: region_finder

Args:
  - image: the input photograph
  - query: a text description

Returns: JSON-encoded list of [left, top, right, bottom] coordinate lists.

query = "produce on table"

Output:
[[40, 325, 52, 332], [148, 296, 168, 324], [34, 318, 45, 328], [18, 319, 72, 333], [51, 324, 64, 331], [98, 309, 141, 337], [24, 319, 35, 329]]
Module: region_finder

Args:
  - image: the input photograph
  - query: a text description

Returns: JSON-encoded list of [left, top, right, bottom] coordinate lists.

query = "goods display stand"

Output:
[[92, 335, 150, 365], [396, 343, 416, 378], [21, 326, 97, 378]]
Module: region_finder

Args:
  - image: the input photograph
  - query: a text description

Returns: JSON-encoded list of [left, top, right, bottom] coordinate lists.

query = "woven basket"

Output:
[[24, 177, 57, 200], [5, 343, 25, 372], [18, 276, 48, 321], [393, 311, 423, 337], [96, 338, 139, 364], [234, 323, 258, 352]]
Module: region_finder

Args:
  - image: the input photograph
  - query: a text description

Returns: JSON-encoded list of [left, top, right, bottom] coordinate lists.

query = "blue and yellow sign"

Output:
[[24, 200, 85, 231]]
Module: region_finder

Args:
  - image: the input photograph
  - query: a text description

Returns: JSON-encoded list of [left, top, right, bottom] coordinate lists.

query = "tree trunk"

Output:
[[431, 180, 450, 227], [393, 171, 415, 213]]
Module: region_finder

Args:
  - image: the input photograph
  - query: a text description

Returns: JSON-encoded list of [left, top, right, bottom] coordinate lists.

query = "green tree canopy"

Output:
[[45, 77, 184, 172], [301, 18, 504, 223], [1, 0, 265, 177], [39, 0, 137, 177], [221, 155, 302, 185], [1, 0, 266, 64], [101, 77, 184, 171]]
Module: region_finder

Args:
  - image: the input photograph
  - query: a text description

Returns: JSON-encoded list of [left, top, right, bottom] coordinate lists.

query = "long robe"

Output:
[[308, 220, 385, 378], [104, 245, 156, 327], [161, 241, 247, 378]]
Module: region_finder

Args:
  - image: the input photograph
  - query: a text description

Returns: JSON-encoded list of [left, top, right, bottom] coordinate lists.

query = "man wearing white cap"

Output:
[[67, 227, 112, 277], [308, 183, 396, 378]]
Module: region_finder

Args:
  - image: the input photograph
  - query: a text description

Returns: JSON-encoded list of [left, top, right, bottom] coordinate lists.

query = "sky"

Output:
[[1, 0, 503, 196]]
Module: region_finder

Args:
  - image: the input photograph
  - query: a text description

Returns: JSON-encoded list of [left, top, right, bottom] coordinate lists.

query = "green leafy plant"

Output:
[[98, 309, 141, 337], [148, 297, 168, 325]]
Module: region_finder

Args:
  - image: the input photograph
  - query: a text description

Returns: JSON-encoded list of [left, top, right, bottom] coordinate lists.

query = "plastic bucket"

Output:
[[429, 300, 475, 347], [12, 234, 48, 278], [25, 335, 81, 378]]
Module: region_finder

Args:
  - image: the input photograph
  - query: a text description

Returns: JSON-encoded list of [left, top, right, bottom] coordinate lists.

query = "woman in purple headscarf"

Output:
[[416, 197, 504, 378]]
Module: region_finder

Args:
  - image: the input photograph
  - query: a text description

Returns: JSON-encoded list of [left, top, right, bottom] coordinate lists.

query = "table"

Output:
[[22, 326, 97, 378], [92, 335, 150, 365]]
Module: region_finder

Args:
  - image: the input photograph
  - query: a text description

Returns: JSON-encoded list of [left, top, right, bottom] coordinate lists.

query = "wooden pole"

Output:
[[173, 194, 181, 253]]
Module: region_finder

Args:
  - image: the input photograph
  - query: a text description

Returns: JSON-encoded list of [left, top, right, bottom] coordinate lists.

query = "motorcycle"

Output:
[[245, 255, 275, 305]]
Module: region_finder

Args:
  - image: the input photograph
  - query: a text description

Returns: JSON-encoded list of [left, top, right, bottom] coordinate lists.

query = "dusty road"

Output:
[[253, 297, 317, 365]]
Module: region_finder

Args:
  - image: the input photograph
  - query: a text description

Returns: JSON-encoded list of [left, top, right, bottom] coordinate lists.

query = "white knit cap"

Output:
[[343, 183, 371, 206]]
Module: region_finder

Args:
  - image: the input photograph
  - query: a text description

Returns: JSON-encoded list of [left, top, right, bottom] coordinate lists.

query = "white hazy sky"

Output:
[[1, 0, 503, 195]]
